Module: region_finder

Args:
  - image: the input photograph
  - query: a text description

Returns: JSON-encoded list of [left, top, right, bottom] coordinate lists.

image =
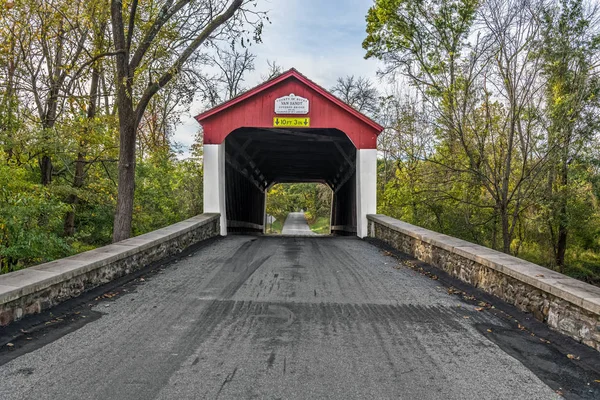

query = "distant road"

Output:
[[1, 235, 594, 399], [281, 212, 316, 235]]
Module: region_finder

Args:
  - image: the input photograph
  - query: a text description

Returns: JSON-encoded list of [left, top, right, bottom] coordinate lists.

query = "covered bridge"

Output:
[[195, 69, 383, 237]]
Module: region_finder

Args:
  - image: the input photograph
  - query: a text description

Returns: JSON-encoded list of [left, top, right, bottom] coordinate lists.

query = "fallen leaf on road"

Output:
[[487, 329, 492, 333], [535, 274, 545, 278], [567, 354, 580, 360], [475, 307, 484, 312], [540, 338, 551, 344], [448, 287, 461, 295], [594, 380, 600, 383], [463, 316, 470, 319], [6, 343, 14, 347]]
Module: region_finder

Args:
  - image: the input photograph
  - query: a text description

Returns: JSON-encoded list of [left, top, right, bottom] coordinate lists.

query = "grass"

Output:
[[265, 215, 285, 234], [508, 242, 600, 286], [265, 214, 330, 235], [308, 216, 331, 235]]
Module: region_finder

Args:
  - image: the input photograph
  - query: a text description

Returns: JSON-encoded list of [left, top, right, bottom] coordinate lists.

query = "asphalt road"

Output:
[[1, 235, 598, 399], [281, 212, 316, 235]]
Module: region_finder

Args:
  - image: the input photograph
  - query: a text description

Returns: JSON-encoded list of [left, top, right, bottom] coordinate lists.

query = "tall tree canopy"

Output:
[[364, 0, 600, 282]]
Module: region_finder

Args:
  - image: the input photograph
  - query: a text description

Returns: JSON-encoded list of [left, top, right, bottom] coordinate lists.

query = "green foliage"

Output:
[[309, 217, 331, 235], [367, 0, 600, 283], [0, 141, 203, 273], [364, 0, 479, 98], [0, 157, 71, 272], [266, 183, 331, 228], [133, 151, 203, 235]]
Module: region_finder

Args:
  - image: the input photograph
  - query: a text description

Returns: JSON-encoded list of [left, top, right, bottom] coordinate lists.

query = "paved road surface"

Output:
[[281, 212, 316, 235], [0, 236, 596, 399]]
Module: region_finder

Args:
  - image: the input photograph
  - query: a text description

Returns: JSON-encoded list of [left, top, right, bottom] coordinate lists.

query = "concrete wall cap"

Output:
[[0, 213, 220, 307], [369, 214, 600, 316]]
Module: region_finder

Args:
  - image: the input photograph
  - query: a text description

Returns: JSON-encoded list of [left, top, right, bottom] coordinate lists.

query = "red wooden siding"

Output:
[[195, 69, 383, 149]]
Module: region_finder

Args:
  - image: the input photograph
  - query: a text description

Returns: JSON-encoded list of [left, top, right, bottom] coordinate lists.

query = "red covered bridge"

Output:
[[195, 69, 383, 237]]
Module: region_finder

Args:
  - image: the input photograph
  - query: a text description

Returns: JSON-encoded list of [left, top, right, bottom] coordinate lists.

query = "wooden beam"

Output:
[[228, 137, 265, 188]]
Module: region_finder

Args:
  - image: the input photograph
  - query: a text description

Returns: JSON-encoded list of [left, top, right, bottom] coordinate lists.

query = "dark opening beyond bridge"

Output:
[[195, 69, 383, 237]]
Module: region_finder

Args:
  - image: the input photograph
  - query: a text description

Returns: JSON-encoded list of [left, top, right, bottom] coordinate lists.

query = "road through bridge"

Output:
[[2, 233, 594, 399]]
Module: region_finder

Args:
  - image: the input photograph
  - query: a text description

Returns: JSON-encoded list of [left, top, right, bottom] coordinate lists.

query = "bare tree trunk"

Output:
[[63, 152, 86, 236], [500, 203, 511, 254], [111, 0, 136, 242], [40, 22, 67, 185], [112, 113, 137, 242], [491, 207, 498, 251], [556, 159, 568, 271], [64, 64, 101, 236], [110, 0, 244, 242]]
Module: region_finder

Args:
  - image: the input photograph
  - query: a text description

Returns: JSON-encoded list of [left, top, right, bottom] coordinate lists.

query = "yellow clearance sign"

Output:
[[273, 117, 310, 128]]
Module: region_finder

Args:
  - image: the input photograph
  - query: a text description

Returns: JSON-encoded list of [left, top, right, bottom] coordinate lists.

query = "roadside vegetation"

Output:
[[363, 0, 600, 284], [309, 216, 331, 235], [0, 0, 265, 273], [265, 183, 332, 235]]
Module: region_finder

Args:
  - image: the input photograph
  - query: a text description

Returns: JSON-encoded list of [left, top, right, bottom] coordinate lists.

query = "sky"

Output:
[[172, 0, 381, 156]]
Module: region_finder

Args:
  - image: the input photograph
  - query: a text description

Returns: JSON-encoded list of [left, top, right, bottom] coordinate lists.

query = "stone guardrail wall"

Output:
[[0, 213, 220, 327], [368, 214, 600, 351]]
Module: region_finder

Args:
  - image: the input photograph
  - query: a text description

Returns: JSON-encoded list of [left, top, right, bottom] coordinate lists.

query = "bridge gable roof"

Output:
[[194, 68, 383, 149]]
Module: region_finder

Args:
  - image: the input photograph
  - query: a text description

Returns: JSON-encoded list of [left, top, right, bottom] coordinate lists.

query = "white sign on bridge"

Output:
[[274, 94, 309, 115]]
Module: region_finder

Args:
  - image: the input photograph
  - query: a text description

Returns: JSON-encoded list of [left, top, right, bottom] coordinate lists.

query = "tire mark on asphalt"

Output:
[[215, 366, 238, 399]]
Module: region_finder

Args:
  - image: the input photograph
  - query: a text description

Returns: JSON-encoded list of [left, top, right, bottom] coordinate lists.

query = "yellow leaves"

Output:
[[94, 292, 118, 301], [567, 354, 580, 361]]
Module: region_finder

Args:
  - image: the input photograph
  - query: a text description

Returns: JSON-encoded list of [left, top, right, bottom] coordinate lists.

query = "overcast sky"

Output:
[[173, 0, 381, 156]]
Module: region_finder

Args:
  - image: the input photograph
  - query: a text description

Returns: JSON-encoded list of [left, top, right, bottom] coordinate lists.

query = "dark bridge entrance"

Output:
[[195, 69, 383, 237]]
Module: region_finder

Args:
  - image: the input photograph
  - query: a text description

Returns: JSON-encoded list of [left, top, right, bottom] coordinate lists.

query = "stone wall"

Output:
[[368, 214, 600, 351], [0, 214, 220, 326]]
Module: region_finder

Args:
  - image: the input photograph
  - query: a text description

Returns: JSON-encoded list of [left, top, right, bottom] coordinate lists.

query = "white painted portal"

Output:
[[203, 144, 227, 235], [356, 149, 377, 238]]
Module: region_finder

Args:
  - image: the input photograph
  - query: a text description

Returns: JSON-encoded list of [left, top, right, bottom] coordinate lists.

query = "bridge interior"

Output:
[[224, 127, 357, 235]]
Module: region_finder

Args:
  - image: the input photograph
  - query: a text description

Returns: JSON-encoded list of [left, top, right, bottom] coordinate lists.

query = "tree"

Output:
[[364, 0, 556, 254], [197, 46, 256, 107], [261, 59, 283, 81], [8, 0, 93, 185], [109, 0, 265, 242], [330, 75, 380, 117], [539, 0, 600, 270]]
